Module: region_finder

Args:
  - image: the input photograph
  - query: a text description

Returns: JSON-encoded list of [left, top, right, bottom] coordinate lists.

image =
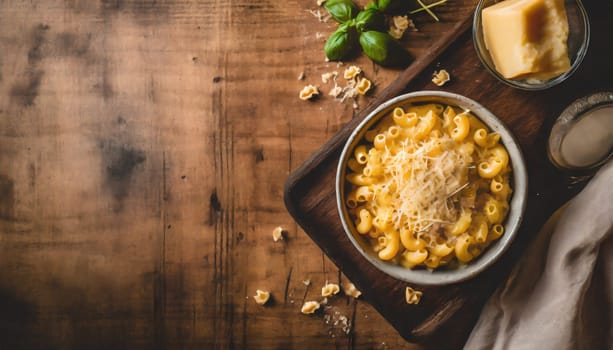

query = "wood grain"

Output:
[[285, 0, 613, 348], [0, 0, 446, 349]]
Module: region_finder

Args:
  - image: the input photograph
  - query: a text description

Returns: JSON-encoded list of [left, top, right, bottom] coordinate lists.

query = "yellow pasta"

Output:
[[354, 145, 368, 164], [356, 209, 373, 234], [401, 249, 428, 268], [451, 113, 470, 142], [347, 158, 363, 173], [344, 103, 513, 269], [478, 158, 504, 179], [355, 186, 373, 202], [400, 230, 427, 250], [431, 242, 454, 257], [346, 173, 374, 186], [484, 198, 503, 224], [472, 217, 489, 243], [449, 210, 472, 236], [424, 254, 442, 269], [378, 231, 400, 261]]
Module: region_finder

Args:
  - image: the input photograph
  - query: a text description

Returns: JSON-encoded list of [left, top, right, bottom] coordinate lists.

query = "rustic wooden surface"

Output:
[[1, 1, 610, 350], [0, 0, 450, 349], [285, 0, 613, 348]]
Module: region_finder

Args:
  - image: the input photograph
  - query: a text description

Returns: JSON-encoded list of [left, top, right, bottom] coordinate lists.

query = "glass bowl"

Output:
[[335, 91, 528, 285], [473, 0, 590, 91]]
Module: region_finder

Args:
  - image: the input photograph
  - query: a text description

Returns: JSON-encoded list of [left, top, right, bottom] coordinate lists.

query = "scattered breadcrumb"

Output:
[[309, 64, 372, 109], [301, 300, 321, 314], [272, 226, 284, 242], [306, 9, 330, 23], [321, 71, 338, 84], [342, 79, 358, 100], [356, 77, 372, 95], [343, 282, 362, 299], [405, 286, 423, 305], [343, 65, 361, 80], [316, 32, 324, 39], [253, 290, 270, 305], [321, 283, 341, 297], [324, 310, 352, 337], [329, 86, 343, 97], [302, 279, 311, 286], [321, 297, 328, 305], [432, 69, 451, 86], [298, 71, 305, 81], [299, 85, 319, 100], [338, 315, 350, 334], [316, 0, 327, 5]]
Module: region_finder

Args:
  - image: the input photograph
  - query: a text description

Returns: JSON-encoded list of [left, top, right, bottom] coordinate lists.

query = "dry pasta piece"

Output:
[[389, 16, 416, 39], [321, 283, 341, 297], [389, 26, 405, 39], [317, 0, 327, 6], [253, 290, 270, 305], [432, 69, 451, 86], [344, 65, 361, 80], [405, 287, 423, 305], [299, 85, 319, 100], [272, 226, 284, 242], [393, 15, 410, 31], [343, 282, 362, 299], [301, 301, 321, 314], [356, 77, 372, 95]]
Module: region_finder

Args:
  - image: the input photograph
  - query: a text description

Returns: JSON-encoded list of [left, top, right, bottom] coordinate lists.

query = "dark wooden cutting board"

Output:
[[285, 1, 612, 348]]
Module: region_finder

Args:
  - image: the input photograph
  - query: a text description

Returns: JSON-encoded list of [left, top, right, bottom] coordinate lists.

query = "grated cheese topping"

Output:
[[372, 131, 471, 236]]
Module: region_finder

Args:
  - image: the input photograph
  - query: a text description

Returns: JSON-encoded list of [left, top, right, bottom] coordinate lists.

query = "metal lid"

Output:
[[548, 92, 613, 171]]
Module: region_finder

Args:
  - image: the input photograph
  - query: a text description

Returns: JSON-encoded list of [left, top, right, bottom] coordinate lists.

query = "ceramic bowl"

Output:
[[336, 91, 528, 285]]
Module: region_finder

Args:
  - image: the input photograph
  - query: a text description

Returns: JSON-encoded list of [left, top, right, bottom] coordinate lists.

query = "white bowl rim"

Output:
[[336, 91, 528, 285]]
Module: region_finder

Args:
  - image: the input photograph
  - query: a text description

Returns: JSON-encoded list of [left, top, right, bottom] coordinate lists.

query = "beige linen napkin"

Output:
[[464, 160, 613, 350]]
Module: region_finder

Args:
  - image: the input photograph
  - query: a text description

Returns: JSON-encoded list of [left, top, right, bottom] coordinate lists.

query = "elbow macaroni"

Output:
[[344, 103, 513, 269]]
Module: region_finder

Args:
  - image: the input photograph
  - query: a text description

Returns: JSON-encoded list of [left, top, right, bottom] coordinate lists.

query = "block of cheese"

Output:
[[482, 0, 570, 80]]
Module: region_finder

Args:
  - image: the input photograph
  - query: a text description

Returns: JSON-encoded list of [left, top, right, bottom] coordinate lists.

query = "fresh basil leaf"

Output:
[[324, 0, 359, 23], [325, 23, 358, 61], [376, 0, 394, 11], [375, 0, 411, 13], [355, 8, 386, 33], [365, 1, 379, 10], [359, 31, 411, 66]]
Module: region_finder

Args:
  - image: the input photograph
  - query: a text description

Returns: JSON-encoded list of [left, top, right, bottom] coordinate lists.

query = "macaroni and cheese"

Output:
[[344, 103, 513, 269]]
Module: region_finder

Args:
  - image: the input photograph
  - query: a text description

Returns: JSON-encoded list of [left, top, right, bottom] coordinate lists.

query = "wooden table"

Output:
[[0, 0, 424, 348], [0, 0, 609, 349]]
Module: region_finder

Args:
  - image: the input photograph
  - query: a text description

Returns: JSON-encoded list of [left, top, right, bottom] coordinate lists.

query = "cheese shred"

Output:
[[373, 132, 471, 236]]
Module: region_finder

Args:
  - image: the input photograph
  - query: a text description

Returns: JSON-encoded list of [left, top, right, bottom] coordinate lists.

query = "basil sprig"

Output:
[[359, 31, 410, 66], [322, 0, 411, 67], [365, 0, 410, 13], [325, 23, 357, 61], [324, 0, 359, 23], [355, 8, 386, 32]]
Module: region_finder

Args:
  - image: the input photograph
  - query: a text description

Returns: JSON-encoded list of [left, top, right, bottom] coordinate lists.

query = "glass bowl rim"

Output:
[[472, 0, 591, 91]]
